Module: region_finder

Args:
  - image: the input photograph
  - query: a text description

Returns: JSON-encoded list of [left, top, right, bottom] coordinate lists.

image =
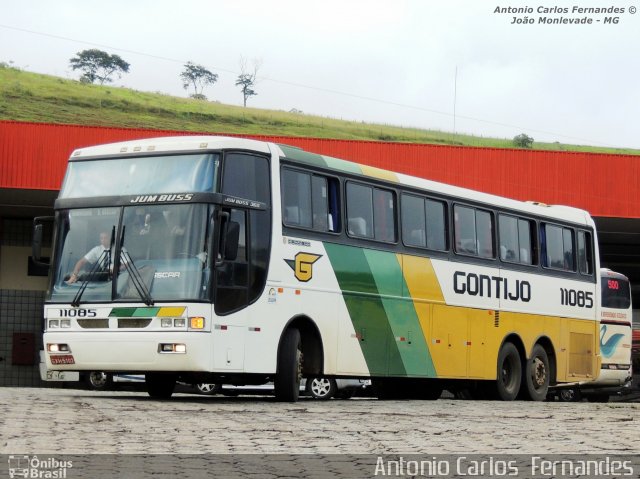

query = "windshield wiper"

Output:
[[71, 227, 115, 307], [119, 226, 154, 306]]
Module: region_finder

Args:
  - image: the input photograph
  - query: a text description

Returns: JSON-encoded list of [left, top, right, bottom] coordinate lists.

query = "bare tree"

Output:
[[181, 61, 218, 99], [235, 57, 262, 107]]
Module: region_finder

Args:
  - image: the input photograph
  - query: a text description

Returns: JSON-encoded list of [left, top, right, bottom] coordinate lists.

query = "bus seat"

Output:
[[410, 229, 426, 246], [285, 206, 300, 225], [348, 217, 367, 237]]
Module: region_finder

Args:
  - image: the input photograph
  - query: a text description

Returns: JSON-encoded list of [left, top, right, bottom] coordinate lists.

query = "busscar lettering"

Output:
[[453, 271, 531, 302]]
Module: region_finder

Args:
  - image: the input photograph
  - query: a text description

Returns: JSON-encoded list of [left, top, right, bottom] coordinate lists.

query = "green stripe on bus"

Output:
[[109, 307, 160, 317], [279, 145, 328, 168], [363, 250, 436, 377], [324, 243, 405, 376], [321, 155, 363, 175]]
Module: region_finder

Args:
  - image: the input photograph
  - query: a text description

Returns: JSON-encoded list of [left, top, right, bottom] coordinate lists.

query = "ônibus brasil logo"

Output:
[[285, 252, 322, 282]]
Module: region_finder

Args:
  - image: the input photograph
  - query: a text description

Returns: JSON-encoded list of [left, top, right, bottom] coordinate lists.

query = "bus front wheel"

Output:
[[496, 342, 521, 401], [522, 344, 550, 401], [274, 328, 302, 402], [146, 373, 177, 399]]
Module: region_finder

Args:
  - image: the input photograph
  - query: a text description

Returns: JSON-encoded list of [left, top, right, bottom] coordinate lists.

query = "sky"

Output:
[[1, 0, 639, 148]]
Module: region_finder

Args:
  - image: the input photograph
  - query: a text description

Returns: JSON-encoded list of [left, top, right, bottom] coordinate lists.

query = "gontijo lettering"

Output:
[[453, 271, 531, 302]]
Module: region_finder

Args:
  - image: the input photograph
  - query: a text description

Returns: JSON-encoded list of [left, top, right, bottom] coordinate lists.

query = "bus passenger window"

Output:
[[281, 168, 339, 233], [543, 224, 575, 271], [577, 230, 593, 275], [347, 183, 374, 239], [498, 215, 534, 265], [454, 205, 477, 255]]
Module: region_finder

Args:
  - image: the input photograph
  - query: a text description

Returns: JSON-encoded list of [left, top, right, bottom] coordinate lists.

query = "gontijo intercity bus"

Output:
[[37, 135, 602, 401]]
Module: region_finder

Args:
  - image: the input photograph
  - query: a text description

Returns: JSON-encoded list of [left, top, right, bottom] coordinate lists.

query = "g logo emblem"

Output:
[[285, 252, 322, 282]]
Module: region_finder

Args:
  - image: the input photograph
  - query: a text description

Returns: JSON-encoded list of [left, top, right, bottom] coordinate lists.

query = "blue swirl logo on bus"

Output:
[[600, 325, 625, 358], [453, 271, 531, 302]]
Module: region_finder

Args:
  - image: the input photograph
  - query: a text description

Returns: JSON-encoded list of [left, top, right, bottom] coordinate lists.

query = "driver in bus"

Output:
[[66, 231, 127, 284]]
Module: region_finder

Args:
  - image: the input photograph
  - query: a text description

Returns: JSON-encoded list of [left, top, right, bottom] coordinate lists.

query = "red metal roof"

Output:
[[1, 120, 638, 218]]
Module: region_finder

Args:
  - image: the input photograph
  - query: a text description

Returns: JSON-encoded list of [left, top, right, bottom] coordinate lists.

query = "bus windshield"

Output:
[[49, 203, 212, 303], [59, 153, 218, 198], [601, 275, 631, 309]]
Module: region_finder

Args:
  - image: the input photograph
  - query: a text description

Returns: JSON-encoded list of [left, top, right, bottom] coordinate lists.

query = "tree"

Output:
[[181, 62, 218, 99], [513, 133, 534, 149], [69, 49, 130, 85], [235, 57, 262, 107]]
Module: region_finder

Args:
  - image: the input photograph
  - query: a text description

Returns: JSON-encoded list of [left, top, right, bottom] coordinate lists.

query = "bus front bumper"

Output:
[[44, 331, 213, 372]]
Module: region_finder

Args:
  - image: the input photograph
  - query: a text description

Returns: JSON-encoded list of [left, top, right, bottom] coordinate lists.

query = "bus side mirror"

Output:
[[224, 221, 240, 261], [32, 217, 53, 266]]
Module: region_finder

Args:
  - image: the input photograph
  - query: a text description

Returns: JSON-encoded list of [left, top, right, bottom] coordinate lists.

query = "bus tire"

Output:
[[522, 344, 550, 401], [495, 342, 521, 401], [146, 373, 176, 399], [274, 328, 302, 402], [86, 371, 113, 390]]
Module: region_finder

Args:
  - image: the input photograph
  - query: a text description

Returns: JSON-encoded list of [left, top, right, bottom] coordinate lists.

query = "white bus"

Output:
[[550, 269, 633, 402], [36, 136, 602, 401]]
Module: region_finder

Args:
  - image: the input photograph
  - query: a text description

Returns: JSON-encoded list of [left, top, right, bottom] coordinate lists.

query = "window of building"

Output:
[[401, 193, 447, 251], [454, 205, 495, 259], [347, 182, 396, 242]]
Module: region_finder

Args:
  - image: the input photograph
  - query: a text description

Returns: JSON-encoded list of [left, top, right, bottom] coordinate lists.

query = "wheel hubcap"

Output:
[[533, 358, 546, 387], [311, 379, 331, 397]]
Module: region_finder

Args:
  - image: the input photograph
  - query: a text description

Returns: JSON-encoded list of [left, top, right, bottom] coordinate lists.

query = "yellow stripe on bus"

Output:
[[157, 307, 186, 317]]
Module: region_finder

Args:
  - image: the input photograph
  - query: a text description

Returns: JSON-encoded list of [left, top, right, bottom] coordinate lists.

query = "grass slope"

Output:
[[0, 65, 637, 155]]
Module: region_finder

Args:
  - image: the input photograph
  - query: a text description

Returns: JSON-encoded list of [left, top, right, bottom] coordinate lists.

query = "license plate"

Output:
[[50, 355, 75, 365]]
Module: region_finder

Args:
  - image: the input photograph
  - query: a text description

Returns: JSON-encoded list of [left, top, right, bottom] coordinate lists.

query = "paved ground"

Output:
[[1, 387, 638, 455]]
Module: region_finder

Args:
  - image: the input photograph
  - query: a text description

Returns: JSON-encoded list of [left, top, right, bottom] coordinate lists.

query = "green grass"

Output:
[[1, 65, 637, 155]]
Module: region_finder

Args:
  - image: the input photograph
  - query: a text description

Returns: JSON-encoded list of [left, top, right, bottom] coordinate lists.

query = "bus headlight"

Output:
[[49, 320, 59, 329]]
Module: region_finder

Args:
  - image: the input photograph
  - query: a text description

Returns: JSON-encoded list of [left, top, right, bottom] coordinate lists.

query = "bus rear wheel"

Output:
[[522, 344, 550, 401], [146, 373, 177, 399], [274, 328, 302, 402], [495, 342, 521, 401]]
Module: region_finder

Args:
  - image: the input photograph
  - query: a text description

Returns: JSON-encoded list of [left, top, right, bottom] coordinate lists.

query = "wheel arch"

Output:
[[278, 315, 324, 376]]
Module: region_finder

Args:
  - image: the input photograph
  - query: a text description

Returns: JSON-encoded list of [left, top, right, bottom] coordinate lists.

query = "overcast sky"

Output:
[[1, 0, 639, 148]]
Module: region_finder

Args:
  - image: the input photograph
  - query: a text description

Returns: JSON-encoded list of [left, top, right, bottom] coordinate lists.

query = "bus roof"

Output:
[[69, 135, 594, 227]]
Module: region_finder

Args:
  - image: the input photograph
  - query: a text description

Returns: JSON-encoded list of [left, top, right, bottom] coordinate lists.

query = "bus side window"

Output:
[[577, 230, 593, 275], [281, 168, 340, 233], [222, 153, 270, 204]]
